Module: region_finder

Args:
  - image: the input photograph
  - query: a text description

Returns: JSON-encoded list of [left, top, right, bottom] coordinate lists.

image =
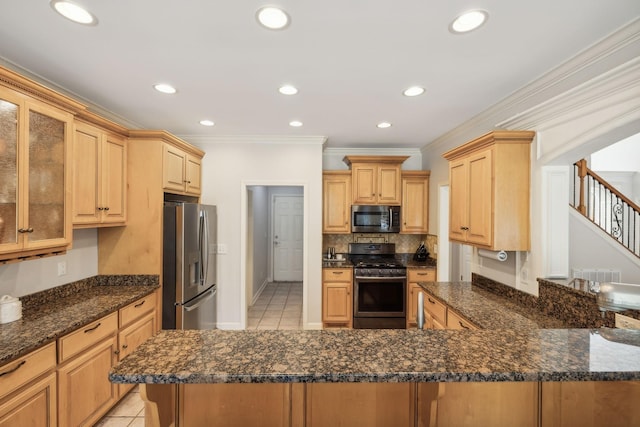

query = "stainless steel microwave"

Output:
[[351, 205, 401, 233]]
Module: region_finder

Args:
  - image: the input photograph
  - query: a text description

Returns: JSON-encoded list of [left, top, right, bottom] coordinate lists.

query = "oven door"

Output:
[[353, 276, 406, 329]]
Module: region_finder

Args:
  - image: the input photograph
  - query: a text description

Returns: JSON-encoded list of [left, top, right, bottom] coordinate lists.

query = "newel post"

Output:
[[576, 159, 587, 215]]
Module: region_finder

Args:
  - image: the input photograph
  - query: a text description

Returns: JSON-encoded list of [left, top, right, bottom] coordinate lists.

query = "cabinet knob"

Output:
[[122, 344, 129, 349], [114, 350, 121, 355], [104, 207, 110, 211], [98, 207, 104, 211], [26, 228, 34, 233]]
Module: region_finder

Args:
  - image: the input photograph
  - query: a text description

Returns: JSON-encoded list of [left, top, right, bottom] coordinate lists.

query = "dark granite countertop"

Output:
[[109, 328, 640, 384], [0, 275, 159, 366], [418, 282, 570, 329]]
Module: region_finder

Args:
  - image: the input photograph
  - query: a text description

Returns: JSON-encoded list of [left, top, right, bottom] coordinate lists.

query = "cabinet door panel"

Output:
[[162, 144, 186, 192], [352, 165, 376, 204], [322, 282, 351, 323], [322, 174, 351, 233], [0, 372, 57, 427], [102, 135, 127, 223], [448, 159, 467, 242], [58, 336, 118, 427], [466, 150, 493, 247], [185, 154, 201, 195], [401, 176, 428, 233], [0, 91, 21, 252], [377, 165, 401, 205], [72, 124, 100, 224]]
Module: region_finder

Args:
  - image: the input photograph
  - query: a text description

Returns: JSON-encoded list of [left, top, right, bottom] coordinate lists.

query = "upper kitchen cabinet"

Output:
[[401, 171, 430, 234], [163, 143, 202, 196], [72, 118, 127, 228], [98, 131, 204, 276], [0, 82, 77, 261], [443, 130, 535, 251], [323, 171, 351, 234], [343, 156, 408, 205]]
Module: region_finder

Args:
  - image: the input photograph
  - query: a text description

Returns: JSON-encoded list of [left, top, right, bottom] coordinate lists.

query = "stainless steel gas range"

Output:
[[349, 243, 406, 329]]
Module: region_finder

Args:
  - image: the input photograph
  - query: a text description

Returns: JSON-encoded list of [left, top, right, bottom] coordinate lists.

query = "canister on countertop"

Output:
[[0, 295, 22, 324]]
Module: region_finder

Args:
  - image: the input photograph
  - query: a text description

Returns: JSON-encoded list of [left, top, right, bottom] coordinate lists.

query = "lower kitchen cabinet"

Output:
[[0, 342, 57, 427], [57, 335, 119, 427], [143, 381, 640, 427], [418, 382, 539, 427], [117, 311, 156, 396], [0, 372, 57, 427], [322, 268, 353, 328], [406, 268, 436, 328], [179, 383, 292, 427]]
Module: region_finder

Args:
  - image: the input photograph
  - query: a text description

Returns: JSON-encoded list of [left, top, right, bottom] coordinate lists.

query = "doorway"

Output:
[[245, 186, 304, 325]]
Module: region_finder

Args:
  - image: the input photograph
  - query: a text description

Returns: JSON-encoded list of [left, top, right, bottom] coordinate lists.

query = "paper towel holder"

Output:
[[478, 249, 508, 262]]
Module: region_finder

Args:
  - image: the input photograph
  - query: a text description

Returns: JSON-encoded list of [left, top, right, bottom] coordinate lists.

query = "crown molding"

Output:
[[424, 17, 640, 155], [178, 134, 328, 145], [323, 146, 422, 157]]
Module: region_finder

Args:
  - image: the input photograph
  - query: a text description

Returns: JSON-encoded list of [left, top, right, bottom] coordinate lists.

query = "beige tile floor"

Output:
[[247, 281, 303, 330], [94, 386, 144, 426], [97, 282, 302, 425]]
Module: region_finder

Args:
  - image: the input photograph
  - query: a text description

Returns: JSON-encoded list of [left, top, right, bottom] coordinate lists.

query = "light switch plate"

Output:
[[57, 261, 67, 276], [615, 313, 640, 329]]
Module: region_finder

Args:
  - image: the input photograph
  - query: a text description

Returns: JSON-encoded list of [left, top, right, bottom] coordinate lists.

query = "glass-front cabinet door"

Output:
[[0, 87, 21, 253], [25, 101, 71, 250], [0, 86, 72, 257]]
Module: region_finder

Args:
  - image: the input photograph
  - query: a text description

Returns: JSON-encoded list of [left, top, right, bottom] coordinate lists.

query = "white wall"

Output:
[[248, 186, 269, 303], [0, 228, 98, 297], [590, 133, 640, 171], [421, 19, 640, 295], [192, 137, 325, 330]]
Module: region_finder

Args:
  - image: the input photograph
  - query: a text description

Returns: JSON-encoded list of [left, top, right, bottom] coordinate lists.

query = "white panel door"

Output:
[[273, 195, 303, 281]]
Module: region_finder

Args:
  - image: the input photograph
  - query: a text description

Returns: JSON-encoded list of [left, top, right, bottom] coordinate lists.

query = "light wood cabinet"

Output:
[[72, 121, 127, 227], [57, 334, 118, 427], [401, 171, 430, 234], [418, 382, 540, 427], [117, 312, 156, 395], [446, 308, 478, 330], [322, 171, 351, 233], [98, 131, 204, 280], [443, 130, 535, 251], [0, 372, 57, 427], [0, 86, 73, 262], [343, 156, 408, 205], [406, 269, 436, 328], [163, 143, 202, 196], [322, 268, 352, 328], [424, 292, 447, 330]]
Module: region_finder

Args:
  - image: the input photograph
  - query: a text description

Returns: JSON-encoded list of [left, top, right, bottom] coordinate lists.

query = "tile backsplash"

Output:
[[323, 233, 438, 258]]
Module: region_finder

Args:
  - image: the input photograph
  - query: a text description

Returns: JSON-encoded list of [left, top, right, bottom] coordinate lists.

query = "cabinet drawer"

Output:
[[322, 269, 352, 282], [119, 292, 156, 328], [424, 294, 446, 325], [408, 269, 436, 282], [0, 342, 56, 401], [58, 312, 118, 363], [447, 309, 478, 330]]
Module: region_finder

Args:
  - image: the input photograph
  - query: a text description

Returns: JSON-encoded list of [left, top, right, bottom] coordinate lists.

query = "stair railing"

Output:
[[573, 159, 640, 258]]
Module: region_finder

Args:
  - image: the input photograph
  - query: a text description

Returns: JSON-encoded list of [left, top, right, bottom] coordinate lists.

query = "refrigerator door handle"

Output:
[[199, 210, 208, 286], [183, 287, 216, 312]]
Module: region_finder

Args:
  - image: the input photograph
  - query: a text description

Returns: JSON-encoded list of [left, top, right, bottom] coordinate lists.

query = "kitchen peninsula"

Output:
[[111, 326, 640, 427]]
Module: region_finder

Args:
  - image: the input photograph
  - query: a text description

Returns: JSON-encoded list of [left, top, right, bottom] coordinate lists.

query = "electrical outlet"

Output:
[[57, 261, 67, 276], [217, 244, 228, 254], [615, 313, 640, 329]]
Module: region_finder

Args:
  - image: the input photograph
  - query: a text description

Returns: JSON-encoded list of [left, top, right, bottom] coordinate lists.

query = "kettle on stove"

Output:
[[413, 242, 429, 262]]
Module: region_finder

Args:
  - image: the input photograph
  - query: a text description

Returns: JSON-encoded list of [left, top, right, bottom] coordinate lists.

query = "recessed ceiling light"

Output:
[[153, 83, 177, 94], [403, 86, 425, 97], [200, 120, 215, 127], [279, 85, 298, 95], [377, 122, 392, 129], [256, 6, 290, 30], [450, 10, 488, 34], [50, 0, 97, 25], [289, 120, 303, 127]]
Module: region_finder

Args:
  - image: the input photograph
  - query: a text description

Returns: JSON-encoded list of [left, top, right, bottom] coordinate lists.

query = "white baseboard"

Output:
[[251, 279, 269, 306], [216, 322, 244, 330]]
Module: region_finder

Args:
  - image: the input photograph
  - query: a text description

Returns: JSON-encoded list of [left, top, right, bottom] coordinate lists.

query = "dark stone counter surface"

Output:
[[418, 282, 570, 329], [0, 275, 158, 365], [109, 328, 640, 384]]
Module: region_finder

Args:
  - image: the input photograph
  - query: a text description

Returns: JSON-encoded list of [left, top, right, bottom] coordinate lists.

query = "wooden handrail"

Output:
[[575, 159, 640, 213]]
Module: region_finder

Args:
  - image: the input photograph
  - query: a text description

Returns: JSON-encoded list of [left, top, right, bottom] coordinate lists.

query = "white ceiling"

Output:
[[1, 1, 639, 149]]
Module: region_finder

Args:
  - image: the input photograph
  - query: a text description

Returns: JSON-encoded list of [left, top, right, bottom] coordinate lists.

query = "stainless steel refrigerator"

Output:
[[163, 202, 217, 329]]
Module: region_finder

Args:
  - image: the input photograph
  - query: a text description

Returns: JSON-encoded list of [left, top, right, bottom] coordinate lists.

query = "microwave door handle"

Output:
[[389, 208, 392, 222]]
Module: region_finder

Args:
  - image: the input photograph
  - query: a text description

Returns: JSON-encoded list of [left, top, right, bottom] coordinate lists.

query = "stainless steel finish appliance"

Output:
[[351, 205, 401, 233], [163, 202, 217, 329], [350, 243, 406, 329]]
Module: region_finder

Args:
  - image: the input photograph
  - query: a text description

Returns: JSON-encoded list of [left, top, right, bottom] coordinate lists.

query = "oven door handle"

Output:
[[354, 275, 407, 280]]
